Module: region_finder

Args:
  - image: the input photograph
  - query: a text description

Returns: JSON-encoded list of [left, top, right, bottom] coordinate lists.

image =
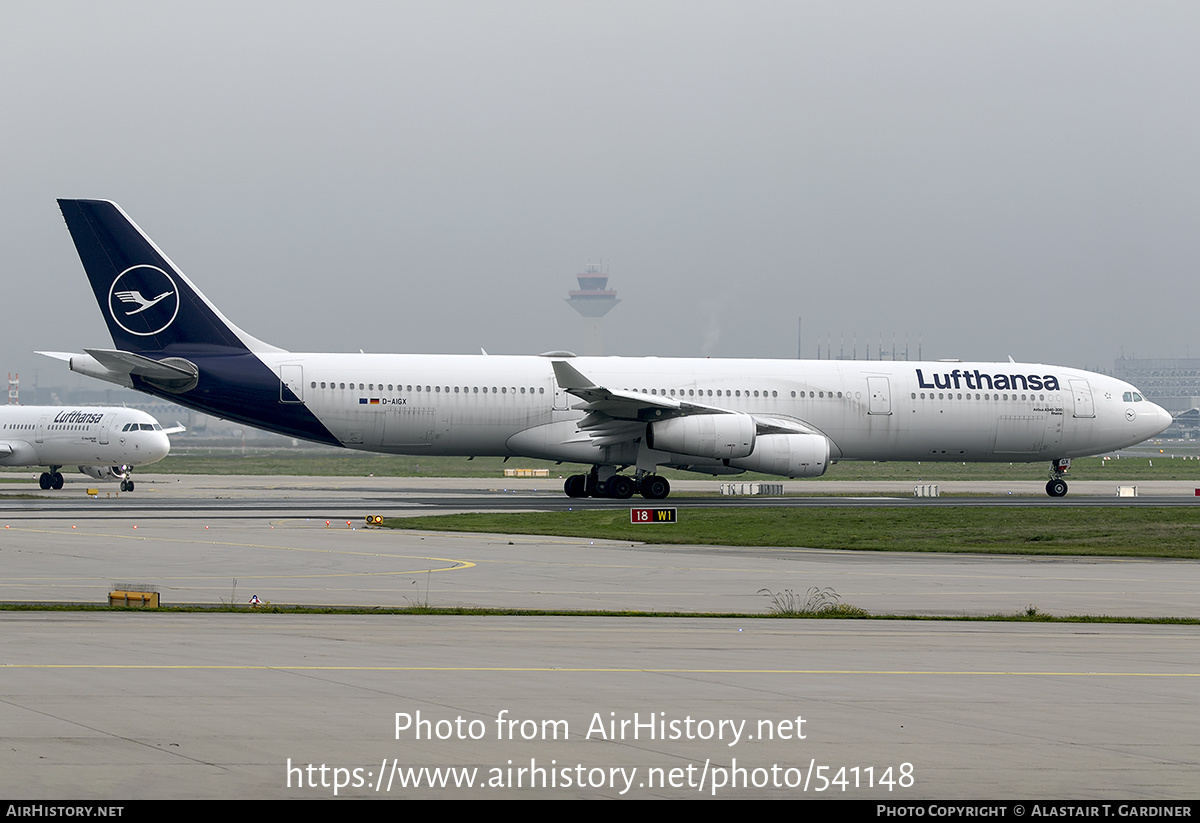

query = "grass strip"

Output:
[[386, 507, 1200, 559]]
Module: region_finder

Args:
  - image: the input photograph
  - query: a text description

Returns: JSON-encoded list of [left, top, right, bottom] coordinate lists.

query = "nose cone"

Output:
[[148, 431, 171, 464], [1147, 402, 1173, 438]]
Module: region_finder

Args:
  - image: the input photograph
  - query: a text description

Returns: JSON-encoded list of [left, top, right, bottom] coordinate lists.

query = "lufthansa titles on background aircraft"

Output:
[[52, 410, 106, 424], [915, 369, 1061, 392]]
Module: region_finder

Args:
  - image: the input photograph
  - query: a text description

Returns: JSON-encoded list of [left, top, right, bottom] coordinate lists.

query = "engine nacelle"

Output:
[[726, 433, 830, 478], [647, 413, 755, 460], [78, 465, 128, 481]]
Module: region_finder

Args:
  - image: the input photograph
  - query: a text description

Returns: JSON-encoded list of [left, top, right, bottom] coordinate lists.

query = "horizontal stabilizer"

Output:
[[84, 348, 198, 382]]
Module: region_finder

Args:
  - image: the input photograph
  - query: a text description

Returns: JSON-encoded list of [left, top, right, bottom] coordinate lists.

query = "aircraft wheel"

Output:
[[39, 472, 52, 490], [640, 475, 671, 500], [564, 474, 587, 498], [1046, 479, 1068, 498], [608, 475, 635, 500], [51, 472, 64, 490], [120, 480, 129, 492], [126, 480, 135, 492]]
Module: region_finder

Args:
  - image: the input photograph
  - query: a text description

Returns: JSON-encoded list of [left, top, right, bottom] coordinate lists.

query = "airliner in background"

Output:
[[42, 199, 1172, 500], [0, 404, 174, 491]]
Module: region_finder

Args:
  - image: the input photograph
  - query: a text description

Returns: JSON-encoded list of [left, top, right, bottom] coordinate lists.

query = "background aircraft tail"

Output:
[[57, 199, 281, 354]]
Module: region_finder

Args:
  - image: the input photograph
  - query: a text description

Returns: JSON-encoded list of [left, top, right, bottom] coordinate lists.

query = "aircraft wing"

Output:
[[551, 360, 824, 447], [553, 360, 689, 415], [161, 422, 187, 435]]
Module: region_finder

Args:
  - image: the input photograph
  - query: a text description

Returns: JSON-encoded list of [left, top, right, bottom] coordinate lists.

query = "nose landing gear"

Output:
[[1046, 458, 1071, 497], [38, 468, 64, 490]]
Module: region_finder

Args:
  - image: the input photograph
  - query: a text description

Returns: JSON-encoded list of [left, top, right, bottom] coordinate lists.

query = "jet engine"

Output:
[[647, 413, 756, 460], [727, 433, 829, 478], [78, 465, 129, 481]]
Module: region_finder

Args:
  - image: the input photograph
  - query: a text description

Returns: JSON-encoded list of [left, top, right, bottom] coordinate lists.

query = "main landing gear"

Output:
[[1046, 458, 1071, 497], [38, 468, 64, 490], [564, 467, 671, 500]]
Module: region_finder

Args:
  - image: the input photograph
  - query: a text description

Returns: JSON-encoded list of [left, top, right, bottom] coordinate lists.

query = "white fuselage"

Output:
[[266, 353, 1171, 468], [0, 406, 171, 470]]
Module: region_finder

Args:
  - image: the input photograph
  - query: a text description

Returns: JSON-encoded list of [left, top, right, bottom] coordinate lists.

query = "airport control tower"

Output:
[[565, 263, 620, 355]]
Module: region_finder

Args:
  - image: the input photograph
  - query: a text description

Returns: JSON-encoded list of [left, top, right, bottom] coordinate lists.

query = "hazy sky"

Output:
[[4, 1, 1198, 393]]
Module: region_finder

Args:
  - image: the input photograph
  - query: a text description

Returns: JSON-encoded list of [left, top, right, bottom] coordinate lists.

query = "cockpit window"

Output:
[[1123, 392, 1132, 402], [1133, 393, 1143, 402]]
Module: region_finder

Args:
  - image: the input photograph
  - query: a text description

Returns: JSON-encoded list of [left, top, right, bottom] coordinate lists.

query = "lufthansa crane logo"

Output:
[[108, 265, 180, 336]]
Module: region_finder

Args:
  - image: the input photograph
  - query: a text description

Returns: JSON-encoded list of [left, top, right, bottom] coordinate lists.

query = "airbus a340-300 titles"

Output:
[[42, 199, 1171, 500], [0, 405, 173, 491]]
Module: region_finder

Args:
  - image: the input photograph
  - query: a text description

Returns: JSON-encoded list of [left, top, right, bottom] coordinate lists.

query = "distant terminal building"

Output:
[[565, 263, 620, 355], [1112, 357, 1200, 414]]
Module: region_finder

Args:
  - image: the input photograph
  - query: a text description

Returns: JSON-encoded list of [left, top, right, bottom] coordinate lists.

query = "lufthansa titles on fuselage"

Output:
[[915, 368, 1061, 393], [51, 410, 106, 425]]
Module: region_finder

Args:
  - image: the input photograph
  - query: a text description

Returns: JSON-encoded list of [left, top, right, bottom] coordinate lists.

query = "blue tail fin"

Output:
[[58, 199, 279, 354], [56, 199, 336, 445]]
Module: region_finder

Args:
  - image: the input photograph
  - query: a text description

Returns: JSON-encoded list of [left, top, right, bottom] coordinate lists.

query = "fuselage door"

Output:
[[1069, 379, 1095, 419], [867, 377, 891, 415], [553, 383, 570, 412], [280, 364, 304, 404], [99, 414, 112, 445], [36, 416, 47, 444]]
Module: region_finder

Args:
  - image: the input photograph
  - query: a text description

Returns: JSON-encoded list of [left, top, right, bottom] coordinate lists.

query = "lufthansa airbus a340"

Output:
[[0, 404, 172, 491], [42, 199, 1171, 500]]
